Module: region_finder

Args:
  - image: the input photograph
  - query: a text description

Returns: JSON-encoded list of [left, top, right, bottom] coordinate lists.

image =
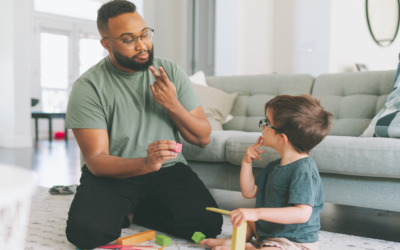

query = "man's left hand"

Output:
[[149, 66, 178, 109]]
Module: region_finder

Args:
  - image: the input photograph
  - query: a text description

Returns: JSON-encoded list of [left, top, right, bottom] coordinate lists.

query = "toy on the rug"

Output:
[[206, 207, 247, 250], [156, 235, 171, 246], [132, 246, 159, 250], [116, 230, 156, 245], [173, 143, 182, 153], [191, 232, 206, 243], [98, 244, 159, 249], [158, 245, 167, 250]]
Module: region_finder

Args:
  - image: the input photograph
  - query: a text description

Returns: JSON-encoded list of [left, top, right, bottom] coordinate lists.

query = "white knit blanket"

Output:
[[25, 187, 400, 250]]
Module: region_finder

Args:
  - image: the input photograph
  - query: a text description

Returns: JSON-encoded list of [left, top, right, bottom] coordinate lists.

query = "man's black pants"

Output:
[[65, 163, 223, 249]]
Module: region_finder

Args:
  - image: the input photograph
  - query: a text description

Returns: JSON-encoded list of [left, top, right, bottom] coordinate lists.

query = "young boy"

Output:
[[200, 94, 333, 250]]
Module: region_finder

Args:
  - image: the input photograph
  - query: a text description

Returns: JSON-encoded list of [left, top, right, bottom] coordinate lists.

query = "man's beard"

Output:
[[113, 46, 154, 72]]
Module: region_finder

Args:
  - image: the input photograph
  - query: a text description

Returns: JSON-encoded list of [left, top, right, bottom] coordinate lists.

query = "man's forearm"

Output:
[[164, 99, 211, 147], [86, 154, 149, 178], [256, 207, 312, 224]]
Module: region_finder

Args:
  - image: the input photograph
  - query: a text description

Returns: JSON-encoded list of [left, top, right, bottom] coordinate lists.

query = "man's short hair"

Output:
[[97, 0, 137, 37], [264, 94, 333, 154]]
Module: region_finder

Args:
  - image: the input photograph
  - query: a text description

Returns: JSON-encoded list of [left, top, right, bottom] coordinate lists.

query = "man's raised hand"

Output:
[[149, 66, 177, 109], [145, 140, 177, 172]]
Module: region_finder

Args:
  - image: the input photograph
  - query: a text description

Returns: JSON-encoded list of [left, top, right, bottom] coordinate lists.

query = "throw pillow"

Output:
[[189, 71, 207, 86], [362, 54, 400, 137], [192, 84, 237, 130]]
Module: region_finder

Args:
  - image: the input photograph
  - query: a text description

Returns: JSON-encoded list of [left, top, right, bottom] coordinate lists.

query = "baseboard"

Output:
[[0, 135, 32, 148]]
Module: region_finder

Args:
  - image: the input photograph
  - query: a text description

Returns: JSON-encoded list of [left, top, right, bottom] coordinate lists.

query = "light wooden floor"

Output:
[[1, 139, 399, 243]]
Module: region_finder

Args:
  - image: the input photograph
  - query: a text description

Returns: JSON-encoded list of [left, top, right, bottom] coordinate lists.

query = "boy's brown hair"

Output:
[[264, 94, 333, 154]]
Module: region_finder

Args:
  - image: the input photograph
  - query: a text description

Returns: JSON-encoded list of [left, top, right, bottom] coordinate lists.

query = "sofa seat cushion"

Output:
[[181, 130, 246, 162], [226, 133, 280, 168], [226, 133, 400, 179], [310, 136, 400, 179]]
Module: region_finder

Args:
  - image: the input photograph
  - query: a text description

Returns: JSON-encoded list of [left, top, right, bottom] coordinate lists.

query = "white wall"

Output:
[[329, 0, 400, 73], [236, 0, 274, 75], [144, 0, 190, 73], [214, 0, 238, 76], [291, 0, 330, 76], [0, 0, 32, 148], [273, 0, 295, 74]]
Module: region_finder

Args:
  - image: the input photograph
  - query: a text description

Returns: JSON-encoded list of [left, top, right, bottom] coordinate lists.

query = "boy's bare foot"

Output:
[[199, 238, 231, 248], [127, 212, 133, 224]]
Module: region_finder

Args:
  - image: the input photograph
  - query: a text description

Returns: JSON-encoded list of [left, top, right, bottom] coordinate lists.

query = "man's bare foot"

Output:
[[127, 212, 133, 224], [199, 238, 232, 248]]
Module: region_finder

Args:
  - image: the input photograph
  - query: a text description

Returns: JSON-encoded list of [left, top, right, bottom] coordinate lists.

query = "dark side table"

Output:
[[31, 111, 68, 143]]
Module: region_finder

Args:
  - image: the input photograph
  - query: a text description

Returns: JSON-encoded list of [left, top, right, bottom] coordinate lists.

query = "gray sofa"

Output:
[[181, 70, 400, 212]]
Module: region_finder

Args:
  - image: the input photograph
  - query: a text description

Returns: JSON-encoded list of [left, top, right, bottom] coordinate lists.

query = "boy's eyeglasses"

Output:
[[103, 28, 154, 50], [259, 118, 292, 142]]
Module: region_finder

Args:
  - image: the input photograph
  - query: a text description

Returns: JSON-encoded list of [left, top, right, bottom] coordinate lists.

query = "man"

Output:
[[65, 1, 222, 249]]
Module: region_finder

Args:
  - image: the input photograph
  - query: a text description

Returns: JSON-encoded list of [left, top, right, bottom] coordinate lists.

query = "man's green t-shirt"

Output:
[[65, 56, 202, 168]]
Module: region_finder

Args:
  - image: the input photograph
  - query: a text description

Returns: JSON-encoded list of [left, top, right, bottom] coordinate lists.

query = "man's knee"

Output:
[[201, 211, 223, 238], [66, 217, 118, 249]]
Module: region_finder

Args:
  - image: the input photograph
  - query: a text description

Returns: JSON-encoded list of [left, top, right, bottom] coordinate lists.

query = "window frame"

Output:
[[32, 10, 103, 112]]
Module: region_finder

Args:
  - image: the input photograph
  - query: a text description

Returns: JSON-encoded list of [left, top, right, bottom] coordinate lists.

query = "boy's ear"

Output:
[[278, 133, 290, 144]]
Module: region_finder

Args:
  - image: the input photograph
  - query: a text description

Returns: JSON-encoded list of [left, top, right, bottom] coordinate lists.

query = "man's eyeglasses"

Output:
[[259, 118, 292, 142], [103, 28, 154, 50]]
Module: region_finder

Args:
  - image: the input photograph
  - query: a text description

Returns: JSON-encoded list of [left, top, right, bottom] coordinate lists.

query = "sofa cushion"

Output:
[[363, 55, 400, 138], [310, 136, 400, 179], [206, 74, 315, 132], [312, 71, 395, 137], [181, 130, 246, 162], [225, 132, 280, 168], [192, 84, 237, 130], [225, 133, 400, 179]]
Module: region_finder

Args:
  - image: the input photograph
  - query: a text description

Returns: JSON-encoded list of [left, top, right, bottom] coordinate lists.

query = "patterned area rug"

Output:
[[25, 187, 400, 250]]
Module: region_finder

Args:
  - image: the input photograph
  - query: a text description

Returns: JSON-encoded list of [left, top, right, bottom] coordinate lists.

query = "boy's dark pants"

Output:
[[65, 163, 223, 249]]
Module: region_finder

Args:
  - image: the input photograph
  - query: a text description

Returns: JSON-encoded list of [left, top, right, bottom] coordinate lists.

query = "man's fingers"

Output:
[[149, 66, 161, 78], [156, 155, 177, 160], [150, 84, 158, 94], [158, 67, 170, 85], [149, 143, 177, 152], [148, 140, 176, 147]]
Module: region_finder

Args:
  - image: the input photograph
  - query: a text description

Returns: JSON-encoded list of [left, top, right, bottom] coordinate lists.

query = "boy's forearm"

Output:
[[240, 161, 257, 198], [256, 206, 311, 224]]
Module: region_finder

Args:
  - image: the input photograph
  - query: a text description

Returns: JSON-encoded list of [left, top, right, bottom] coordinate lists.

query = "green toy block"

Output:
[[156, 235, 171, 246], [191, 232, 206, 243]]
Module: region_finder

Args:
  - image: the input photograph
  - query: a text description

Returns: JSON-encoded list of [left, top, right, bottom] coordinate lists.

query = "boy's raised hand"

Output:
[[242, 136, 264, 164]]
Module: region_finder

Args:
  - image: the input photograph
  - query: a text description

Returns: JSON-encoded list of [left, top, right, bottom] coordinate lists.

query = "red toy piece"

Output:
[[173, 143, 182, 153]]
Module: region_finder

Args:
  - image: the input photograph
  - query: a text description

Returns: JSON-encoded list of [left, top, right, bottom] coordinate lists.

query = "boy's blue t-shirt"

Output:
[[254, 157, 323, 243]]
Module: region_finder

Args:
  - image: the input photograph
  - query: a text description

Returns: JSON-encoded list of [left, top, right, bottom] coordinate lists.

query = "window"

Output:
[[40, 32, 69, 112], [34, 0, 102, 21], [79, 34, 107, 75], [32, 8, 108, 113], [32, 0, 144, 113]]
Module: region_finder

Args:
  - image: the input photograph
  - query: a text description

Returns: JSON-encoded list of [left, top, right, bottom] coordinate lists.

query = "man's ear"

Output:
[[100, 39, 111, 53]]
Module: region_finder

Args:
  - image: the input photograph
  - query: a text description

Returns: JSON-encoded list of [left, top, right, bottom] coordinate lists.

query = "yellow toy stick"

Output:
[[206, 207, 231, 215], [158, 245, 167, 250], [231, 221, 247, 250], [205, 207, 247, 250]]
